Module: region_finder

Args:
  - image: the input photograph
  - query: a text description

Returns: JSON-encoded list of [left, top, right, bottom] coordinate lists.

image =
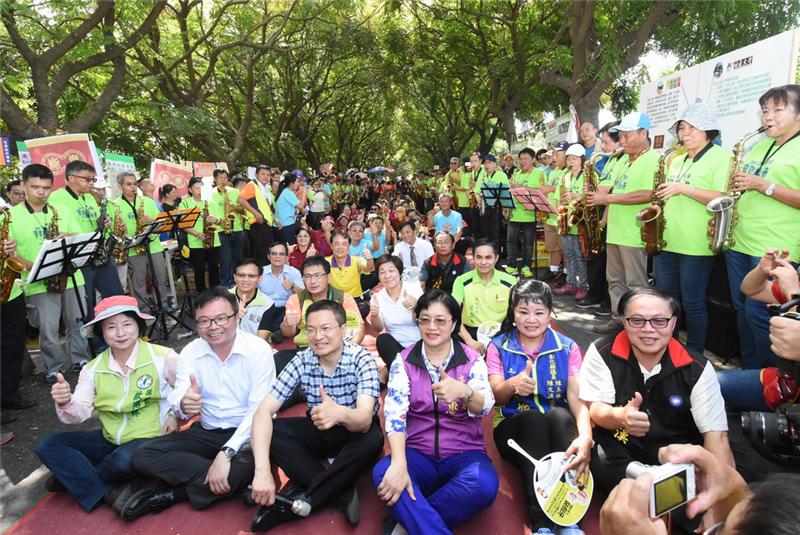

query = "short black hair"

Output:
[[305, 299, 346, 325], [301, 256, 331, 275], [374, 254, 403, 275], [158, 183, 176, 200], [433, 231, 455, 244], [65, 160, 95, 177], [501, 280, 552, 333], [188, 177, 203, 189], [473, 237, 499, 256], [617, 286, 681, 319], [21, 164, 54, 183], [758, 83, 800, 111], [196, 286, 239, 317], [234, 258, 263, 277], [269, 240, 289, 254], [599, 121, 621, 143], [518, 147, 536, 159], [212, 168, 229, 179], [93, 311, 146, 341], [5, 179, 21, 193], [232, 177, 247, 187], [330, 230, 350, 244], [535, 149, 549, 159], [734, 473, 800, 535], [256, 164, 270, 173], [414, 289, 462, 337], [399, 220, 416, 233]]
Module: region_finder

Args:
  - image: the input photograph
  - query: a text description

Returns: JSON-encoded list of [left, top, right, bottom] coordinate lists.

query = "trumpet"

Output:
[[0, 207, 25, 303]]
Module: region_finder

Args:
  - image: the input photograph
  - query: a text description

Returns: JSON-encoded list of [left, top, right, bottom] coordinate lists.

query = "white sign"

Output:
[[545, 114, 573, 145], [640, 28, 800, 150]]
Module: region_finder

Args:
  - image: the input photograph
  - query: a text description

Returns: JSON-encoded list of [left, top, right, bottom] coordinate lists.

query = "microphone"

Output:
[[274, 494, 311, 517]]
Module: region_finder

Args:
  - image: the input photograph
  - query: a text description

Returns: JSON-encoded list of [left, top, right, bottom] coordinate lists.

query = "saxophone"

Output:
[[556, 170, 570, 236], [135, 201, 149, 255], [468, 169, 479, 209], [569, 150, 613, 258], [46, 206, 67, 293], [202, 201, 215, 248], [706, 126, 766, 253], [219, 188, 234, 234], [90, 198, 114, 267], [111, 205, 129, 265], [0, 207, 26, 303], [635, 143, 683, 255], [448, 169, 461, 209]]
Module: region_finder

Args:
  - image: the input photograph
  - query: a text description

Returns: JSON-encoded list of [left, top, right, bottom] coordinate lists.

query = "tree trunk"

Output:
[[574, 97, 600, 129]]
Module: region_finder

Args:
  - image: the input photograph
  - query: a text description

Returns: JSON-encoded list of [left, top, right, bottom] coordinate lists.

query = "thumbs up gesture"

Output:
[[310, 385, 341, 430], [307, 243, 317, 257], [369, 293, 381, 318], [621, 392, 650, 437], [181, 374, 203, 416], [432, 365, 470, 404], [51, 373, 72, 407], [281, 274, 293, 290], [362, 245, 372, 261], [510, 360, 536, 397], [401, 288, 416, 310]]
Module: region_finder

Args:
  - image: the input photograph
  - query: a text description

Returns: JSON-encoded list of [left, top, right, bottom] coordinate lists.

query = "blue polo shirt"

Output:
[[275, 189, 300, 226], [433, 209, 463, 237], [349, 237, 370, 257], [363, 230, 386, 258], [258, 264, 304, 307]]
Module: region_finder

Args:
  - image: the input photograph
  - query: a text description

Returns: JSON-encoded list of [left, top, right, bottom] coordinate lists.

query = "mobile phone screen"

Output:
[[653, 470, 688, 516]]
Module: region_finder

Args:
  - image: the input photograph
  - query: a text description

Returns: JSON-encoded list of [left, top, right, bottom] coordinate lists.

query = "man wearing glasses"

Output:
[[125, 287, 276, 521], [229, 259, 282, 342], [257, 242, 303, 342], [579, 286, 733, 532], [3, 179, 25, 206], [49, 160, 124, 316], [249, 299, 382, 531]]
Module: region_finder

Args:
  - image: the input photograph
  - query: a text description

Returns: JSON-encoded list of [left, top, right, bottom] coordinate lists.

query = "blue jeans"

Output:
[[80, 263, 124, 318], [372, 448, 498, 535], [35, 429, 146, 512], [506, 221, 536, 269], [561, 235, 588, 289], [716, 369, 767, 411], [219, 231, 245, 287], [653, 252, 716, 354], [725, 250, 778, 369]]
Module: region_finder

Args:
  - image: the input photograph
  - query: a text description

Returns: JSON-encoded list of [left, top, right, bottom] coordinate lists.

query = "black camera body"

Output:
[[741, 404, 800, 468]]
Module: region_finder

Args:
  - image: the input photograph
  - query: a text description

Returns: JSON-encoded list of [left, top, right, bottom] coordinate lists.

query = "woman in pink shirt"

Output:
[[35, 296, 178, 513]]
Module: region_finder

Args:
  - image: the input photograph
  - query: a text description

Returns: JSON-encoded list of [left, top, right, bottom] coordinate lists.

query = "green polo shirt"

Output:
[[509, 167, 546, 223], [0, 209, 23, 302], [116, 196, 164, 256], [48, 186, 100, 233], [179, 197, 220, 249], [732, 136, 800, 261], [663, 143, 732, 256], [546, 167, 567, 226], [9, 202, 84, 296], [211, 186, 243, 233], [606, 149, 661, 248], [452, 269, 516, 328]]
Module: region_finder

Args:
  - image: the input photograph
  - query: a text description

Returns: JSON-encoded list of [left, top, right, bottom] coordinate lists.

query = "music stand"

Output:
[[481, 182, 514, 258], [511, 187, 557, 278], [156, 208, 200, 339], [27, 231, 103, 356]]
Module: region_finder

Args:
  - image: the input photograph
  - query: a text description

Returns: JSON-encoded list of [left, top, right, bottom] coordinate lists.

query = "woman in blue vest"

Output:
[[487, 280, 592, 535], [35, 296, 178, 512], [373, 289, 498, 535]]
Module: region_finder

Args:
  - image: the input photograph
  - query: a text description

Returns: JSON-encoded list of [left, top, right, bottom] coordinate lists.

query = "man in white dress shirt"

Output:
[[392, 220, 434, 270], [123, 287, 276, 521]]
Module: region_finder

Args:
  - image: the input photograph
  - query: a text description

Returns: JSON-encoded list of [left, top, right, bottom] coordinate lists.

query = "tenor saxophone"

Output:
[[635, 143, 684, 255], [135, 201, 148, 255], [111, 203, 129, 265], [570, 150, 614, 258], [706, 126, 766, 253], [556, 170, 570, 236], [46, 206, 67, 293], [0, 207, 25, 303], [219, 188, 234, 234], [202, 201, 215, 248], [90, 198, 114, 267]]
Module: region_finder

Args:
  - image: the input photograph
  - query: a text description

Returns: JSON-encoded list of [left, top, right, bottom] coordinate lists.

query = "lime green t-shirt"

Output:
[[509, 167, 546, 223], [557, 169, 585, 236], [663, 144, 732, 256], [48, 187, 100, 234], [116, 196, 164, 256], [598, 155, 628, 188], [546, 167, 567, 226], [731, 136, 800, 261], [211, 187, 243, 233], [606, 149, 661, 248], [9, 202, 84, 296], [475, 169, 508, 196], [179, 197, 220, 249], [445, 169, 470, 207]]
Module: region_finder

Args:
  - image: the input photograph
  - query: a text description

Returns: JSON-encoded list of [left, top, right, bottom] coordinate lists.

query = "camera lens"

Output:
[[741, 411, 782, 446]]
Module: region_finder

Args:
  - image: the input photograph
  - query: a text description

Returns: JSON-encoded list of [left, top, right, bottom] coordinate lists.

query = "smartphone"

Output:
[[625, 462, 696, 518]]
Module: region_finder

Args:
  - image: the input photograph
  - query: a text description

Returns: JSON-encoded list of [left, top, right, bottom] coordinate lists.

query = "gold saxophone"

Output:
[[219, 188, 234, 234], [202, 201, 215, 248], [468, 169, 479, 209], [448, 169, 461, 209], [46, 206, 67, 293], [636, 143, 685, 255], [569, 150, 617, 257], [0, 207, 26, 303], [706, 126, 766, 253], [111, 204, 129, 265]]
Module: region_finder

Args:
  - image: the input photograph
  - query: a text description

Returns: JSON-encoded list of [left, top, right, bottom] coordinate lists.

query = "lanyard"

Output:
[[754, 129, 800, 175]]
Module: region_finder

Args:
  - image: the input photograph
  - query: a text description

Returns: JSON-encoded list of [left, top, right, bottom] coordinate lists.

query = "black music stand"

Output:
[[481, 182, 514, 257], [27, 231, 103, 356], [130, 216, 195, 342], [156, 208, 200, 338], [511, 186, 557, 278]]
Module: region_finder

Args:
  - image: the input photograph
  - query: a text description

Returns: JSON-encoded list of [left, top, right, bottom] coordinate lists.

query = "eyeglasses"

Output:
[[234, 272, 259, 279], [303, 272, 327, 281], [417, 317, 452, 327], [624, 316, 674, 329], [196, 313, 235, 329], [9, 191, 25, 197], [307, 325, 340, 337], [269, 251, 287, 257], [69, 174, 98, 184]]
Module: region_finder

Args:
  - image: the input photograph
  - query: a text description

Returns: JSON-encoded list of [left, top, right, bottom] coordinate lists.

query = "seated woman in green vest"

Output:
[[35, 296, 178, 512], [486, 280, 593, 535]]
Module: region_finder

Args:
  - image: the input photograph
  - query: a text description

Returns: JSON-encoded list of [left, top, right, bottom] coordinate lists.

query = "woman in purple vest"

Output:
[[373, 289, 498, 535], [487, 280, 592, 535]]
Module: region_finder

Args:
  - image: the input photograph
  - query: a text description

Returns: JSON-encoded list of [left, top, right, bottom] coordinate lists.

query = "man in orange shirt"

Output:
[[239, 165, 274, 265]]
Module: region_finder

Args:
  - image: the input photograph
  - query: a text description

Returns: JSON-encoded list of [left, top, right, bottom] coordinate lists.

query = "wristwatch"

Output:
[[220, 446, 236, 460], [764, 182, 776, 197]]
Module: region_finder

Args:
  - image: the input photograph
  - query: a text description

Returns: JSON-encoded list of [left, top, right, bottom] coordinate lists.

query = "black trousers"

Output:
[[188, 247, 220, 294], [494, 408, 576, 529], [376, 333, 403, 370], [248, 223, 273, 267], [131, 423, 255, 510], [586, 225, 609, 303], [270, 416, 384, 509], [1, 294, 26, 403]]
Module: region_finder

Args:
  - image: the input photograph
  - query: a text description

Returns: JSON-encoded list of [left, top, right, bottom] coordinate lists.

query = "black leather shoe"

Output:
[[2, 395, 37, 410], [251, 501, 298, 532], [338, 486, 360, 525], [105, 478, 150, 514], [121, 483, 176, 522]]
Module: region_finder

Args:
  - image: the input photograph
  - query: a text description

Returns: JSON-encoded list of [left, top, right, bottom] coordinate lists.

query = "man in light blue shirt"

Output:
[[258, 243, 304, 338], [432, 192, 463, 240], [364, 215, 388, 258]]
